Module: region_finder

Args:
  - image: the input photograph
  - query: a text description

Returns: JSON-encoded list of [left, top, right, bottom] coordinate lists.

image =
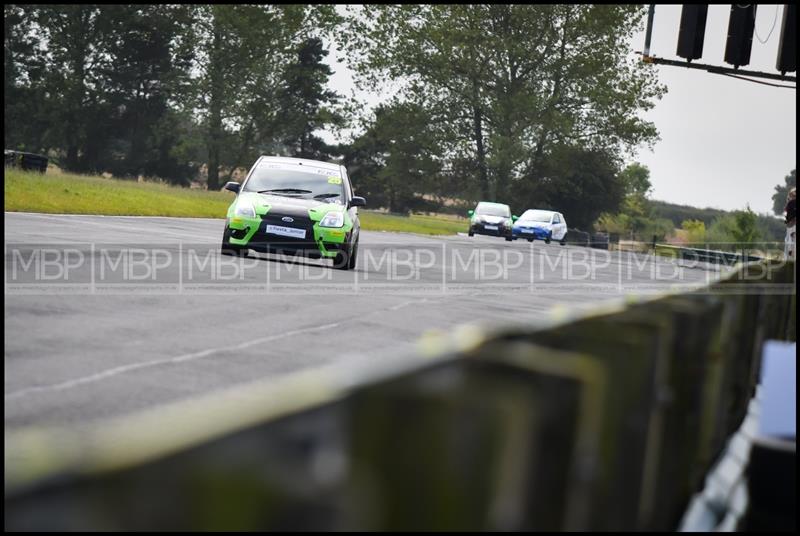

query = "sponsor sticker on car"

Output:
[[484, 225, 498, 231], [266, 225, 306, 239]]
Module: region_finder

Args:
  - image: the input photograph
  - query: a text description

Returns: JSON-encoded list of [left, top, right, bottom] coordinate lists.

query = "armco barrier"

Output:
[[655, 243, 762, 265], [565, 228, 590, 246], [4, 260, 795, 531], [590, 232, 610, 250]]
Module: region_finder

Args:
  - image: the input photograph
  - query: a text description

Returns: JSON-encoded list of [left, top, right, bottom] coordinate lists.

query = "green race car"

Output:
[[221, 156, 366, 270], [467, 201, 516, 241]]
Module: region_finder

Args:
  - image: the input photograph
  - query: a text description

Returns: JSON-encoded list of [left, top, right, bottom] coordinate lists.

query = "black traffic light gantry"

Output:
[[776, 4, 796, 75], [676, 4, 708, 62], [724, 4, 757, 69]]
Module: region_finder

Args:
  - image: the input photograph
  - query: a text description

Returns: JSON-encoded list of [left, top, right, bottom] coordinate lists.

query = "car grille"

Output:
[[253, 213, 316, 246], [478, 224, 504, 234]]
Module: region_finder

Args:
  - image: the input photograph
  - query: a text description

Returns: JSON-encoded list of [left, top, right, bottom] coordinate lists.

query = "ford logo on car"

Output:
[[281, 216, 294, 223]]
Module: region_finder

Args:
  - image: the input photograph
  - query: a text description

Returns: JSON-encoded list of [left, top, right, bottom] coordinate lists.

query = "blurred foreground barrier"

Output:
[[680, 340, 796, 531], [4, 149, 48, 173], [4, 261, 795, 531]]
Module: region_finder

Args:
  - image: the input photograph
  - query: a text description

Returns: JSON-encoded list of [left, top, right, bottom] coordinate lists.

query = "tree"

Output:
[[707, 206, 762, 250], [342, 102, 443, 213], [187, 5, 344, 189], [276, 37, 345, 161], [772, 169, 796, 216], [681, 219, 706, 244], [4, 4, 343, 187], [617, 162, 656, 234], [188, 5, 319, 189], [619, 162, 652, 197], [342, 5, 664, 202], [98, 5, 197, 182], [530, 145, 627, 229], [5, 5, 48, 153], [31, 5, 116, 172], [731, 206, 761, 245], [593, 163, 677, 240]]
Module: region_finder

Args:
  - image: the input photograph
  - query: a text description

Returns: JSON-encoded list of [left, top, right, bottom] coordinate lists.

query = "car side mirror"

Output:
[[350, 196, 366, 208], [512, 215, 518, 222], [468, 210, 474, 217], [224, 181, 240, 193]]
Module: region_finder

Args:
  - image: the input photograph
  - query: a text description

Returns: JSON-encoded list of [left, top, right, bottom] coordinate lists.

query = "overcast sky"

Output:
[[325, 5, 796, 215]]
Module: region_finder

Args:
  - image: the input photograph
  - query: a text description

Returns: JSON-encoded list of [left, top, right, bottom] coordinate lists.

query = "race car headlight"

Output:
[[234, 200, 256, 218], [319, 211, 345, 228]]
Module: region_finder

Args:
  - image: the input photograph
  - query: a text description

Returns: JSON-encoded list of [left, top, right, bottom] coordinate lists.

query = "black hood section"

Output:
[[255, 194, 334, 219]]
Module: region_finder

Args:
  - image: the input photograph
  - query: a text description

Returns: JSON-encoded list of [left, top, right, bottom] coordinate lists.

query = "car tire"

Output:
[[221, 227, 248, 257], [333, 251, 348, 270], [334, 239, 357, 271], [347, 239, 359, 270], [527, 238, 534, 243], [545, 232, 552, 245], [468, 230, 474, 237], [505, 235, 512, 242], [559, 237, 566, 246]]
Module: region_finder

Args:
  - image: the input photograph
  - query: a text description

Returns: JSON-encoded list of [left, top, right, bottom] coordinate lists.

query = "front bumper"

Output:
[[225, 216, 349, 258], [471, 223, 512, 237], [512, 226, 550, 239]]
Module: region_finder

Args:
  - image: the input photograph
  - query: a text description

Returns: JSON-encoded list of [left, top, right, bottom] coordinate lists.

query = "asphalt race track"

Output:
[[5, 212, 719, 431]]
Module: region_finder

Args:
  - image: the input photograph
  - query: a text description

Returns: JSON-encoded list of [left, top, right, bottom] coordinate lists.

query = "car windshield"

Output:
[[243, 162, 345, 204], [476, 204, 510, 217], [521, 210, 553, 223]]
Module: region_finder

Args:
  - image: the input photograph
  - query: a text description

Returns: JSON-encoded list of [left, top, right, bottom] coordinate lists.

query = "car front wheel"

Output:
[[347, 239, 359, 270], [333, 240, 357, 270]]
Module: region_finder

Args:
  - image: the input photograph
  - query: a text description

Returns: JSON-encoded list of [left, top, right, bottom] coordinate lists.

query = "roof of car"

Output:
[[524, 208, 557, 214], [258, 155, 341, 171], [477, 201, 510, 207]]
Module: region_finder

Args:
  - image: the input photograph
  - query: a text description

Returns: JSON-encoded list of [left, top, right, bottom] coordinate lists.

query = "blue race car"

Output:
[[512, 209, 568, 245]]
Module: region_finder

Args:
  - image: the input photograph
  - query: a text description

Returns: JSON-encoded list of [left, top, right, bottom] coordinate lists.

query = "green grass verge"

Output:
[[4, 168, 468, 235], [359, 211, 467, 235], [5, 168, 232, 217]]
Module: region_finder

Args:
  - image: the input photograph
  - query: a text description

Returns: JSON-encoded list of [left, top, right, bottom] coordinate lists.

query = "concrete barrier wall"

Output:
[[4, 260, 795, 531]]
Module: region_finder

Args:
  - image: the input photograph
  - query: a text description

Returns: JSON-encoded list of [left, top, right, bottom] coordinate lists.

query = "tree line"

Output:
[[8, 5, 676, 230], [5, 5, 344, 190]]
